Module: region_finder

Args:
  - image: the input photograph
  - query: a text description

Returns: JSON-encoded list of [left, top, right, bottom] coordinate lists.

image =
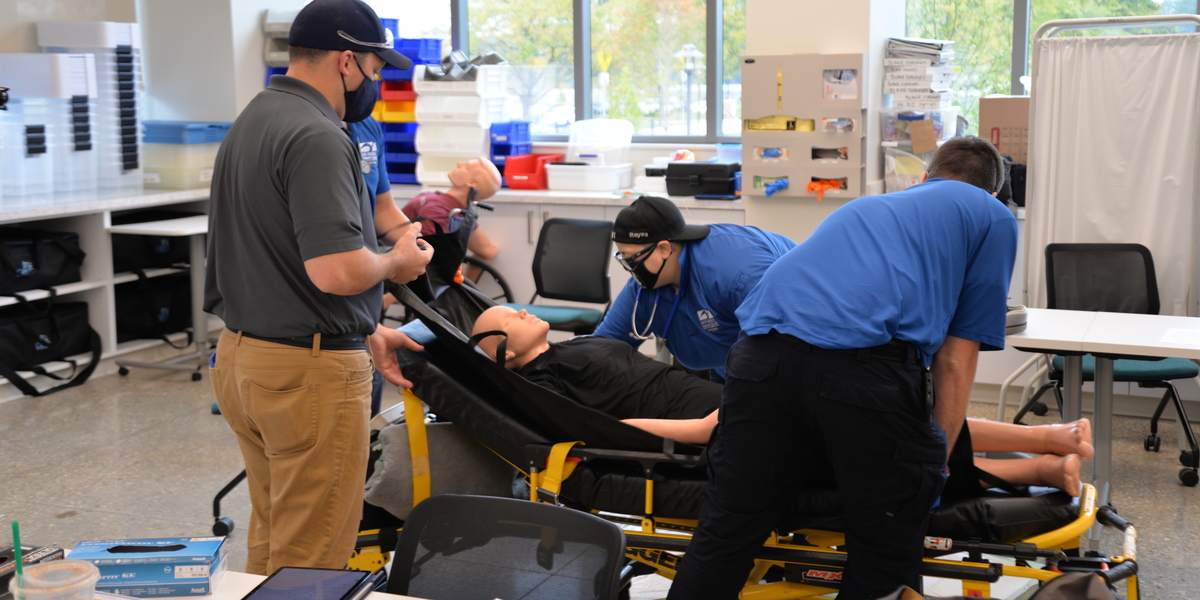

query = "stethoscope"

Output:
[[630, 247, 687, 341]]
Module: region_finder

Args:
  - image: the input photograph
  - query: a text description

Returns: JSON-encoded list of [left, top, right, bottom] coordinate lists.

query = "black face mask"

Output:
[[342, 55, 378, 123], [630, 245, 671, 289]]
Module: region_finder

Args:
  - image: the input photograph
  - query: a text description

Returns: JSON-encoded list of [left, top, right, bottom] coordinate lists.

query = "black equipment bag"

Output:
[[0, 227, 86, 294], [0, 297, 102, 396], [111, 209, 201, 274], [115, 273, 192, 348]]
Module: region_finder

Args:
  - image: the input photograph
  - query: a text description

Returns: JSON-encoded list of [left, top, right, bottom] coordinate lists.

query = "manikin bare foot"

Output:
[[1036, 453, 1083, 497], [1041, 419, 1094, 459]]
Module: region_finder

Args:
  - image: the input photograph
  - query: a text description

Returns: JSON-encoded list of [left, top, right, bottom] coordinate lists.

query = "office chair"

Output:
[[1012, 243, 1200, 485], [506, 218, 614, 335], [387, 494, 629, 600]]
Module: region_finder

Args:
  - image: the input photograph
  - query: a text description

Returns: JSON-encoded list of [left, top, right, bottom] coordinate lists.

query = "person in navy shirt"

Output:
[[667, 137, 1019, 600], [594, 196, 796, 379]]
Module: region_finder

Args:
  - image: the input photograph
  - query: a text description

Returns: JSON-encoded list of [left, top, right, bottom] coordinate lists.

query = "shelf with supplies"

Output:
[[0, 188, 211, 401], [740, 52, 867, 200]]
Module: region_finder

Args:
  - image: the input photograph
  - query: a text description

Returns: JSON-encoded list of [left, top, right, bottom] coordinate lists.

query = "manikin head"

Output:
[[447, 158, 503, 203], [472, 306, 551, 369]]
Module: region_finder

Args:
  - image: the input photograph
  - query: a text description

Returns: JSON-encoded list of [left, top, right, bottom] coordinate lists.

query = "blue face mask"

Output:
[[342, 54, 378, 123]]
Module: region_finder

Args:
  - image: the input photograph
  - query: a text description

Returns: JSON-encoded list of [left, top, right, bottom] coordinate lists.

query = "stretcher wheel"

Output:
[[1030, 402, 1049, 417], [1145, 435, 1161, 452], [1179, 469, 1198, 487], [1180, 450, 1195, 467], [213, 517, 235, 536], [118, 367, 130, 376], [191, 371, 203, 382]]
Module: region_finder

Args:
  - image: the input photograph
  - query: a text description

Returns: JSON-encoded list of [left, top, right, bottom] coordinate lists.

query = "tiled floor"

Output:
[[2, 368, 1198, 599]]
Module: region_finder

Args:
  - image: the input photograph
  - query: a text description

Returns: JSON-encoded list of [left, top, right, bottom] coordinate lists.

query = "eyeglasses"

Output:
[[614, 243, 658, 272]]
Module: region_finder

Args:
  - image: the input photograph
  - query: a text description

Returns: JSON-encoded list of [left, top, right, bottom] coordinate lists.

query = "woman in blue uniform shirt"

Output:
[[593, 196, 796, 379]]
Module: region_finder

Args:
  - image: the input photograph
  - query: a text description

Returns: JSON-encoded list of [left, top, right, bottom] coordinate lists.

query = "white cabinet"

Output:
[[0, 190, 209, 399]]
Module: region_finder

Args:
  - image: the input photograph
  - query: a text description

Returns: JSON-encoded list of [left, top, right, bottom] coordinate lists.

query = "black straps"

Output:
[[468, 330, 508, 366]]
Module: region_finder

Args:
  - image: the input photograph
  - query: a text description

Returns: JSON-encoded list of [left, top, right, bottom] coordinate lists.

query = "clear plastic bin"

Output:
[[546, 163, 632, 191], [566, 119, 633, 165], [880, 107, 958, 142]]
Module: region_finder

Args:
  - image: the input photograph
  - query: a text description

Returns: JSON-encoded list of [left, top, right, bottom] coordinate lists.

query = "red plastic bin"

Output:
[[503, 153, 564, 190]]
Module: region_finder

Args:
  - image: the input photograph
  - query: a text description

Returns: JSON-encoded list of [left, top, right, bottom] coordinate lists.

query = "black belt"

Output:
[[769, 331, 916, 363], [232, 329, 368, 351]]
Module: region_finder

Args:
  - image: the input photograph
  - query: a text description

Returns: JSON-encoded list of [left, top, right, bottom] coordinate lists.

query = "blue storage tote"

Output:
[[381, 66, 416, 81], [385, 152, 419, 164], [492, 142, 531, 163], [381, 122, 419, 144], [490, 121, 531, 144], [264, 66, 287, 88], [396, 38, 442, 65], [143, 121, 232, 145]]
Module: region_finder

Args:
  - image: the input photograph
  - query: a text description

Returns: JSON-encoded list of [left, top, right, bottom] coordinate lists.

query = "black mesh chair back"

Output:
[[388, 494, 627, 600], [1044, 243, 1158, 314], [532, 218, 613, 304]]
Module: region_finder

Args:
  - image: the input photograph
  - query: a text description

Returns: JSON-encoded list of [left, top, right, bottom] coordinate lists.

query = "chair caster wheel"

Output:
[[1031, 402, 1049, 417], [1180, 450, 1195, 467], [213, 517, 235, 536], [1179, 469, 1198, 487], [118, 367, 130, 376], [1145, 435, 1161, 452], [192, 372, 202, 382]]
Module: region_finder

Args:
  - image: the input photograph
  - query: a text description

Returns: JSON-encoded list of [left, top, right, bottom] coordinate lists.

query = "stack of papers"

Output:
[[885, 37, 958, 110]]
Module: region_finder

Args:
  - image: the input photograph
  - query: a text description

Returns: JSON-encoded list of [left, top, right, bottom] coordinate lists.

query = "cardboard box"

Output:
[[68, 537, 227, 597], [979, 95, 1030, 164], [0, 544, 66, 600]]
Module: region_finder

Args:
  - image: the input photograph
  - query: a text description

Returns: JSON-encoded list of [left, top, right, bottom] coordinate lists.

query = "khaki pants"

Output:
[[211, 329, 373, 575]]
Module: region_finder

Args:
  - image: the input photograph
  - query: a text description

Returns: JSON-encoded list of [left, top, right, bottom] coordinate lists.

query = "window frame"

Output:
[[457, 0, 741, 143]]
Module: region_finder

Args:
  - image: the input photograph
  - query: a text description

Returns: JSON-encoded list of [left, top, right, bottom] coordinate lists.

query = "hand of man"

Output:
[[370, 324, 425, 388], [387, 223, 434, 284]]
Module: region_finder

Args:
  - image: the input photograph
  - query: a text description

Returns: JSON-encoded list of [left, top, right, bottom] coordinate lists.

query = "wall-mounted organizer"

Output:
[[412, 64, 510, 187], [740, 53, 866, 200], [38, 21, 144, 198], [0, 53, 99, 210]]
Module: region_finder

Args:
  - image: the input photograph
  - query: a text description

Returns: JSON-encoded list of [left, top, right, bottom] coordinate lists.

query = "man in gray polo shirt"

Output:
[[204, 0, 431, 574]]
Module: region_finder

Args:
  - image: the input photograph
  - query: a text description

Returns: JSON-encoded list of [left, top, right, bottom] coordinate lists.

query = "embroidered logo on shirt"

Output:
[[697, 309, 719, 331], [358, 141, 379, 164]]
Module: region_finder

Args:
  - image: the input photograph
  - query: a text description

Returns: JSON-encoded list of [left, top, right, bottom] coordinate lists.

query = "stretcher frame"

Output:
[[354, 287, 1140, 599]]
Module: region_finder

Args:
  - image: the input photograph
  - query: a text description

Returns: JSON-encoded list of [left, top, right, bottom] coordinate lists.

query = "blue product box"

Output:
[[69, 537, 228, 597]]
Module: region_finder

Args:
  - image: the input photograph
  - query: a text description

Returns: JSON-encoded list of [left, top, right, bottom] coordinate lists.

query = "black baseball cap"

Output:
[[289, 0, 413, 70], [612, 196, 710, 244]]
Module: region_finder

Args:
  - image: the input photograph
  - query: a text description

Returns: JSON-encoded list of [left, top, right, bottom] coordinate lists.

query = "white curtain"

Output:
[[1024, 33, 1200, 315]]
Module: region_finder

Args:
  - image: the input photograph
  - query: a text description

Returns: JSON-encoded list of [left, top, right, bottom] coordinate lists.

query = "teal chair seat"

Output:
[[504, 303, 604, 333], [1051, 355, 1199, 381]]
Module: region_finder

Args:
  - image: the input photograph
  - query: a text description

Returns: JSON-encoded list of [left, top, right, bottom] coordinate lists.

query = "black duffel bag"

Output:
[[115, 273, 192, 347], [111, 209, 202, 274], [0, 227, 86, 294], [0, 297, 102, 396]]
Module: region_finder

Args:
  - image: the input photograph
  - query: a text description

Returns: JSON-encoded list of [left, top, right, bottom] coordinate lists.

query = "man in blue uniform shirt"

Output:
[[594, 196, 796, 379], [667, 136, 1019, 600]]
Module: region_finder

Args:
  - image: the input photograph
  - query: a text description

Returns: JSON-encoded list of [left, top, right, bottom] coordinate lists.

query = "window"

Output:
[[907, 0, 1200, 135], [465, 0, 743, 141]]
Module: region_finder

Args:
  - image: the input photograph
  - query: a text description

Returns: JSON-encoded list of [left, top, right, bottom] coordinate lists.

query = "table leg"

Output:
[[1061, 355, 1083, 422], [190, 233, 209, 361], [1087, 356, 1114, 549]]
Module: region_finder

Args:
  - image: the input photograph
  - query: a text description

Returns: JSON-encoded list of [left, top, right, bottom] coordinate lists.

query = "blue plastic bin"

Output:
[[490, 121, 531, 144], [264, 66, 287, 88], [395, 38, 442, 64], [381, 122, 418, 144], [385, 152, 419, 164], [143, 121, 233, 144], [380, 66, 415, 81], [491, 142, 531, 162], [380, 18, 399, 40]]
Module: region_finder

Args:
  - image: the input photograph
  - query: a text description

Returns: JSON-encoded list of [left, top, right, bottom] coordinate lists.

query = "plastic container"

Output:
[[566, 119, 633, 165], [143, 142, 220, 189], [381, 122, 419, 144], [380, 66, 416, 81], [8, 559, 100, 600], [491, 142, 531, 163], [413, 64, 510, 97], [504, 153, 564, 190], [396, 38, 442, 64], [490, 121, 531, 144], [716, 143, 742, 163], [546, 163, 632, 191], [415, 95, 505, 125], [143, 121, 231, 145], [414, 123, 489, 156], [880, 107, 959, 142], [380, 80, 416, 101]]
